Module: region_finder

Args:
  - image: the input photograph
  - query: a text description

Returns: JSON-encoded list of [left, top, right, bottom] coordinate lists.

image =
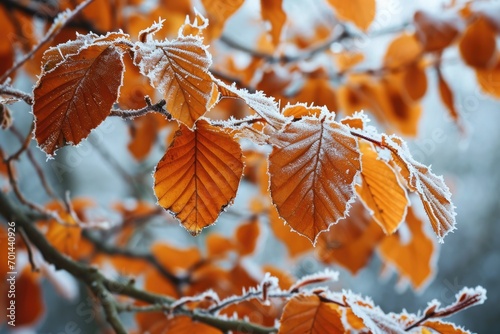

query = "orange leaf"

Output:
[[383, 135, 457, 241], [384, 34, 422, 69], [356, 142, 408, 234], [289, 79, 339, 113], [43, 199, 95, 259], [413, 11, 460, 52], [326, 0, 376, 31], [278, 294, 344, 334], [261, 0, 287, 46], [268, 106, 361, 243], [133, 22, 218, 127], [11, 268, 44, 326], [476, 60, 500, 98], [33, 42, 125, 155], [422, 320, 470, 334], [154, 120, 244, 235], [128, 113, 169, 161], [269, 205, 314, 257], [437, 70, 460, 123], [316, 201, 384, 274], [403, 63, 428, 102], [152, 243, 202, 273], [235, 219, 260, 256], [378, 207, 436, 290], [459, 17, 497, 69], [206, 234, 234, 258], [201, 0, 245, 39]]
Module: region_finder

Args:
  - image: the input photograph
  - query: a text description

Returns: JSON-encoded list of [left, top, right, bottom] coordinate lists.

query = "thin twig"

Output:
[[18, 227, 39, 272], [83, 231, 185, 287], [9, 124, 57, 199], [110, 97, 171, 119], [0, 84, 33, 105], [0, 0, 96, 82]]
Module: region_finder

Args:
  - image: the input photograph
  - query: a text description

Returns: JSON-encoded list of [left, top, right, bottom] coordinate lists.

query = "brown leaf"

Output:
[[201, 0, 245, 39], [134, 24, 218, 127], [269, 205, 314, 257], [384, 33, 422, 69], [154, 120, 244, 235], [437, 69, 460, 123], [261, 0, 287, 46], [268, 105, 361, 243], [413, 11, 460, 52], [279, 294, 344, 334], [378, 207, 436, 290], [326, 0, 376, 31], [459, 17, 497, 69], [316, 201, 384, 274], [476, 59, 500, 98], [422, 320, 470, 334], [33, 43, 125, 155], [11, 269, 44, 326], [403, 62, 428, 102], [356, 142, 408, 234]]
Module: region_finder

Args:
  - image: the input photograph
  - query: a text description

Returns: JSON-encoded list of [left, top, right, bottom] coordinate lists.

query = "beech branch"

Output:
[[0, 192, 278, 334]]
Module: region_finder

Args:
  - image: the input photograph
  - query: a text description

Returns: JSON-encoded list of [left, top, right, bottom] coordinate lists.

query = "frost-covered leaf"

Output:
[[422, 320, 471, 334], [154, 119, 244, 235], [133, 22, 217, 127], [279, 294, 344, 334], [345, 292, 405, 334], [378, 207, 436, 290], [289, 269, 339, 292], [33, 42, 125, 156], [326, 0, 376, 31], [356, 141, 408, 234], [382, 135, 456, 241], [268, 106, 361, 243]]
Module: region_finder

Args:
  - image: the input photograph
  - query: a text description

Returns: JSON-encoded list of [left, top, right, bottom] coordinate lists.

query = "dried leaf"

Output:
[[316, 201, 384, 274], [476, 60, 500, 98], [133, 23, 218, 127], [154, 120, 244, 235], [383, 135, 457, 241], [33, 43, 125, 155], [261, 0, 287, 46], [437, 70, 460, 123], [384, 34, 422, 69], [459, 17, 497, 69], [269, 205, 314, 257], [422, 320, 471, 334], [413, 11, 460, 52], [279, 294, 344, 334], [378, 207, 436, 290], [326, 0, 376, 31], [356, 142, 408, 234], [13, 268, 44, 326], [201, 0, 245, 39], [268, 106, 360, 243]]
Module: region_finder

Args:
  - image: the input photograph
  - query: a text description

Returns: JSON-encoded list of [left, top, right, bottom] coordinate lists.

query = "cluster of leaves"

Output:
[[0, 0, 496, 333]]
